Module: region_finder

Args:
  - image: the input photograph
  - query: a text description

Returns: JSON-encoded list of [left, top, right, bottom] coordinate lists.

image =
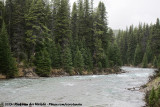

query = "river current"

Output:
[[0, 67, 155, 107]]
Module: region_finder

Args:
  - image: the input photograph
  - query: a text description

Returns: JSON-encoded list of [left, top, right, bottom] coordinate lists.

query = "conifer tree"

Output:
[[127, 26, 136, 64], [51, 41, 61, 68], [134, 44, 142, 66], [142, 53, 148, 68], [0, 1, 4, 29], [151, 18, 160, 56], [74, 47, 84, 72], [62, 46, 73, 73], [71, 2, 78, 59], [156, 86, 160, 100], [149, 87, 156, 107], [25, 0, 49, 62], [146, 42, 153, 63], [93, 38, 105, 67], [97, 2, 108, 53], [10, 0, 26, 62], [85, 48, 93, 70], [153, 56, 158, 68], [35, 49, 51, 77], [157, 55, 160, 69], [0, 21, 18, 78], [108, 42, 122, 67], [77, 0, 85, 41]]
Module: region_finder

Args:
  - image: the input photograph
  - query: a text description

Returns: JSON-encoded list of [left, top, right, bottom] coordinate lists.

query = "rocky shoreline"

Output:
[[140, 69, 160, 107], [0, 66, 125, 79]]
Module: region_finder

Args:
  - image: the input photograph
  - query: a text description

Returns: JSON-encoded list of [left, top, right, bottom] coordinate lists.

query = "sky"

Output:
[[70, 0, 160, 30]]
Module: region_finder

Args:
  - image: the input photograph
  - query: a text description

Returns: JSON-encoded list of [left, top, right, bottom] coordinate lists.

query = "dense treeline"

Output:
[[116, 18, 160, 68], [0, 0, 121, 78]]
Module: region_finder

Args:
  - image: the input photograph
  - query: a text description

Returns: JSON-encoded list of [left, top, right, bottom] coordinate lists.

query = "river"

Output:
[[0, 67, 156, 107]]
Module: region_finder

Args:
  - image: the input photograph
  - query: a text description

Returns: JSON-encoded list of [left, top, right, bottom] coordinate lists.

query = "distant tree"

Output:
[[153, 56, 158, 68], [108, 42, 122, 67], [134, 44, 142, 66], [151, 18, 160, 56], [142, 53, 148, 68], [157, 55, 160, 69], [146, 42, 153, 63]]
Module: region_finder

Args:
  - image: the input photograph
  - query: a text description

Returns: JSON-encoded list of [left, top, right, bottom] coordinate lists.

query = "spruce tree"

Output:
[[0, 21, 18, 78], [35, 49, 51, 77], [156, 86, 160, 100], [108, 42, 122, 67], [142, 53, 148, 68], [153, 56, 158, 68], [134, 44, 142, 66], [10, 0, 26, 62], [25, 0, 49, 62], [71, 2, 78, 60], [146, 42, 153, 63], [62, 46, 73, 73], [85, 48, 93, 70], [127, 26, 136, 64], [151, 18, 160, 56], [93, 38, 105, 67], [74, 47, 84, 72], [0, 1, 4, 29], [157, 55, 160, 69], [149, 87, 156, 107], [51, 41, 61, 68]]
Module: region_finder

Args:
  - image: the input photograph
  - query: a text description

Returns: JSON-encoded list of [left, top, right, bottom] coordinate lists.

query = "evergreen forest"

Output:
[[0, 0, 160, 78]]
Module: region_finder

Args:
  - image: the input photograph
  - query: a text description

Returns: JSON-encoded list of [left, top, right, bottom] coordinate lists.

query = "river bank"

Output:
[[0, 66, 125, 79], [140, 69, 160, 107]]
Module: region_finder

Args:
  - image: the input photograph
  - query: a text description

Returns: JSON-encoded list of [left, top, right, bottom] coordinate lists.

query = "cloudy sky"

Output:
[[70, 0, 160, 30]]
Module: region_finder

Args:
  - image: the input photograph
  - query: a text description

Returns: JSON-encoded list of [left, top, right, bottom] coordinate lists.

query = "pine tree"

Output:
[[134, 44, 142, 66], [142, 53, 148, 68], [0, 1, 4, 29], [127, 26, 136, 64], [77, 0, 85, 41], [151, 18, 160, 56], [51, 41, 61, 68], [35, 49, 51, 77], [10, 0, 26, 62], [157, 55, 160, 69], [97, 2, 108, 53], [153, 56, 158, 68], [71, 2, 78, 60], [146, 42, 153, 63], [108, 42, 122, 67], [74, 47, 84, 72], [93, 38, 105, 67], [25, 0, 49, 62], [62, 46, 73, 73], [149, 87, 156, 107], [0, 21, 18, 78], [85, 48, 93, 70], [156, 86, 160, 100]]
